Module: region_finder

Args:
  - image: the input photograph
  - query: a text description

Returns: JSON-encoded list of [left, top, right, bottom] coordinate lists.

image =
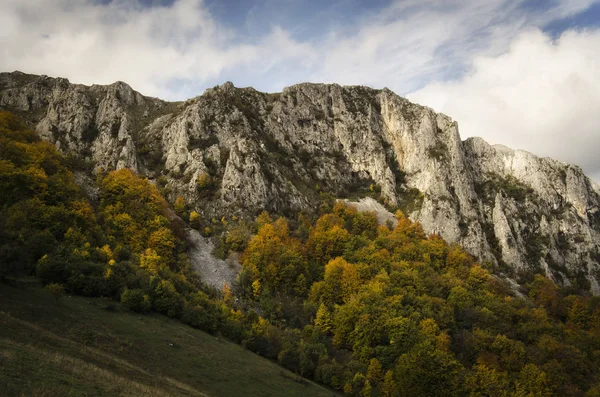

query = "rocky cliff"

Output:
[[1, 71, 599, 293]]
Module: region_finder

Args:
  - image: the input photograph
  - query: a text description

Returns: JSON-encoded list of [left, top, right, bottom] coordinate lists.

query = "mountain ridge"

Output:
[[1, 70, 599, 294]]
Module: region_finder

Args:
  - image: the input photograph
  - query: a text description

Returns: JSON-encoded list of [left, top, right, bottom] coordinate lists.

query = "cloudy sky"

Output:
[[1, 0, 600, 180]]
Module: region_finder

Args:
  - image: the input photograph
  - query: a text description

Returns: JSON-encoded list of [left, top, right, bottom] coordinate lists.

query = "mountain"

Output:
[[1, 71, 599, 294]]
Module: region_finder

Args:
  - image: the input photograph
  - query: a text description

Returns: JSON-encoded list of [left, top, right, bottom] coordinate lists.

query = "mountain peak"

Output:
[[1, 71, 599, 294]]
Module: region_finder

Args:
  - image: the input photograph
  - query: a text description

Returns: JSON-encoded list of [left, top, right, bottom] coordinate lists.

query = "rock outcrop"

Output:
[[2, 71, 599, 293]]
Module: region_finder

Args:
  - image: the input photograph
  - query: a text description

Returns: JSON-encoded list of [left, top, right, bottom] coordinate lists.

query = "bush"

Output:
[[153, 280, 183, 318], [121, 288, 151, 313], [36, 254, 70, 284], [45, 283, 65, 302], [190, 211, 201, 229], [225, 226, 251, 252], [181, 303, 220, 334], [174, 196, 187, 218], [197, 173, 213, 190]]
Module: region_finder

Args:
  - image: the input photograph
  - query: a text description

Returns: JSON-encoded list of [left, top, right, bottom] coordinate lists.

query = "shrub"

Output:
[[153, 280, 183, 318], [197, 173, 212, 190], [190, 211, 201, 229], [121, 288, 151, 313], [45, 283, 65, 302], [174, 196, 187, 218], [36, 254, 70, 284], [225, 226, 251, 252]]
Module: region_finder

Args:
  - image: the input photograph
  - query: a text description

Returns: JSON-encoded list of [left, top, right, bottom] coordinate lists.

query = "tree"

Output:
[[464, 364, 509, 397], [360, 380, 372, 397], [298, 341, 328, 378], [314, 303, 333, 334], [242, 216, 307, 295], [294, 273, 308, 296], [153, 280, 183, 318], [565, 296, 590, 328], [394, 341, 463, 397], [491, 334, 526, 372], [222, 283, 233, 305], [189, 210, 201, 229], [225, 226, 250, 252], [528, 275, 561, 316], [174, 196, 186, 217], [306, 216, 350, 273], [140, 248, 164, 275], [320, 257, 361, 306], [352, 373, 367, 395], [252, 279, 262, 298], [366, 358, 384, 383], [382, 370, 397, 397], [121, 288, 151, 313], [514, 364, 552, 397], [256, 211, 273, 228], [147, 227, 176, 260]]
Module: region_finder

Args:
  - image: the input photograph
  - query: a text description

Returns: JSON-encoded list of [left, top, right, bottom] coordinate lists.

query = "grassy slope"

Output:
[[0, 283, 337, 397]]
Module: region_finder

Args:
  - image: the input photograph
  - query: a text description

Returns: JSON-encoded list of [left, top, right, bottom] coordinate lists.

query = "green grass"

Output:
[[0, 283, 337, 397]]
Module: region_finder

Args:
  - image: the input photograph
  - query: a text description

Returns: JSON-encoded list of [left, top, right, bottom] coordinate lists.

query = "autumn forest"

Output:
[[1, 110, 600, 396]]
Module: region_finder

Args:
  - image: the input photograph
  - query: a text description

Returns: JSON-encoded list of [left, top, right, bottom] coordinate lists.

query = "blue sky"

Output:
[[2, 0, 599, 98], [1, 0, 600, 179]]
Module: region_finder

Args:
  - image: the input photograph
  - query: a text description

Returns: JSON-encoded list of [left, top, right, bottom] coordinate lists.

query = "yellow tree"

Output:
[[381, 370, 397, 397], [147, 227, 176, 262], [513, 364, 552, 397], [321, 257, 361, 305], [189, 210, 201, 229], [367, 358, 384, 383], [174, 196, 186, 217], [314, 303, 333, 334]]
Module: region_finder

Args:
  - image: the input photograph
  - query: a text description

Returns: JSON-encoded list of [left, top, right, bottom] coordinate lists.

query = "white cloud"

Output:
[[1, 0, 600, 178], [409, 29, 600, 180], [311, 0, 598, 93], [0, 0, 310, 99]]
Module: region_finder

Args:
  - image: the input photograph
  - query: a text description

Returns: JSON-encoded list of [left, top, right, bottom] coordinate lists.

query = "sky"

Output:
[[1, 0, 600, 180]]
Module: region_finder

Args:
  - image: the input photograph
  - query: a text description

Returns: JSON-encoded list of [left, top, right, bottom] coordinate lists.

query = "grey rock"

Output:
[[2, 71, 599, 293]]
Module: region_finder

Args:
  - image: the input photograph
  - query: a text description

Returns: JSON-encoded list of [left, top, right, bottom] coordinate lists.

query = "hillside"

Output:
[[1, 109, 600, 396], [1, 71, 598, 293], [0, 283, 336, 397]]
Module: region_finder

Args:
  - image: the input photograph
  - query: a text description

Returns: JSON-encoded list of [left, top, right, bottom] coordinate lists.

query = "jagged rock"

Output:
[[1, 71, 599, 294]]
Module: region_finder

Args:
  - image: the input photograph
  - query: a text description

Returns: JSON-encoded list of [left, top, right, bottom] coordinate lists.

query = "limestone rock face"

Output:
[[2, 71, 599, 293]]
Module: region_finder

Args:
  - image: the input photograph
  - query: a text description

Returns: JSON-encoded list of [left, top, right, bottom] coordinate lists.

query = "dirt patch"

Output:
[[343, 197, 397, 227], [186, 229, 241, 290]]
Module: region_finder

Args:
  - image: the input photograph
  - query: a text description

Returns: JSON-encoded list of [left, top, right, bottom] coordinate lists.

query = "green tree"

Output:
[[360, 379, 372, 397], [153, 280, 183, 318]]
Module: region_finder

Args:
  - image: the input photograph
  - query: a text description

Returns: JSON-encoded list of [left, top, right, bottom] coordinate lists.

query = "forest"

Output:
[[1, 110, 599, 396]]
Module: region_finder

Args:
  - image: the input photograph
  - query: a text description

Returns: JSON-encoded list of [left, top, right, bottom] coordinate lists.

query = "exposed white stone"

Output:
[[2, 72, 599, 293]]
